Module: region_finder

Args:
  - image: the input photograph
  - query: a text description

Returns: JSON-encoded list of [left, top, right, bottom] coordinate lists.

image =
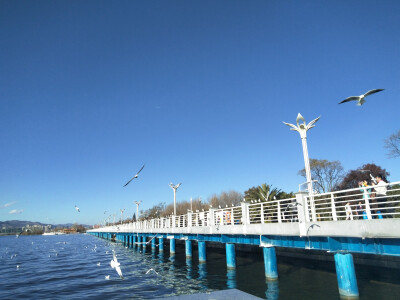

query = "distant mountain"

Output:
[[0, 220, 91, 229]]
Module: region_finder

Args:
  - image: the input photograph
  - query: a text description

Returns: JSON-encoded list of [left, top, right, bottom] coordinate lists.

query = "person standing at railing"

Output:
[[345, 202, 353, 220], [373, 175, 388, 218], [358, 180, 372, 219], [356, 201, 366, 220]]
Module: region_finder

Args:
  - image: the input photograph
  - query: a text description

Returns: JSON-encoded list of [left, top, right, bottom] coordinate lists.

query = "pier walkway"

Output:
[[89, 181, 400, 298]]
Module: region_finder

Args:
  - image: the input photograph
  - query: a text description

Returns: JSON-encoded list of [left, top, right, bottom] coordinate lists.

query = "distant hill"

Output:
[[0, 220, 91, 229]]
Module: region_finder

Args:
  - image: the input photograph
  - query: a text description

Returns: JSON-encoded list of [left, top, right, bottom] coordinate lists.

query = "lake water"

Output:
[[1, 234, 399, 299]]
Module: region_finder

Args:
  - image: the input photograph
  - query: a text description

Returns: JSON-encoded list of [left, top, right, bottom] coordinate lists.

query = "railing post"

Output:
[[241, 202, 250, 225], [277, 201, 282, 223], [296, 191, 308, 237], [209, 209, 215, 226], [230, 208, 234, 225], [188, 212, 192, 228], [260, 203, 265, 224], [331, 193, 338, 221]]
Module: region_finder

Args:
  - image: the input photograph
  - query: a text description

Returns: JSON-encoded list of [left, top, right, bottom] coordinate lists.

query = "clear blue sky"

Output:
[[1, 0, 399, 225]]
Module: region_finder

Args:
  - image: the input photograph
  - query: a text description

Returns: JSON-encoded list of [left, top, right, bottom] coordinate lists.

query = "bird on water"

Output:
[[110, 250, 124, 279], [338, 89, 384, 106]]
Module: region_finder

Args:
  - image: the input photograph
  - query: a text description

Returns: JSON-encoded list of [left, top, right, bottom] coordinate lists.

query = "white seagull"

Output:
[[110, 250, 123, 279], [74, 205, 80, 212], [123, 164, 145, 187], [145, 268, 159, 275], [338, 89, 384, 106]]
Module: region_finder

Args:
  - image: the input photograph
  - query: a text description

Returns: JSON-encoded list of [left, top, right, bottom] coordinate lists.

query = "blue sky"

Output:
[[1, 0, 399, 225]]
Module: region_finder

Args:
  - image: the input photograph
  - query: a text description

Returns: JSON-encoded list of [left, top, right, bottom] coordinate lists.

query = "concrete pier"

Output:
[[334, 252, 359, 298], [170, 238, 176, 255], [263, 247, 278, 280], [185, 240, 192, 257], [226, 243, 236, 269], [198, 241, 206, 263]]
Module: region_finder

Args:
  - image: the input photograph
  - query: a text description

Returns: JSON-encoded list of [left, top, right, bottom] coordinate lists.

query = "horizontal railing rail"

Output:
[[91, 181, 400, 233]]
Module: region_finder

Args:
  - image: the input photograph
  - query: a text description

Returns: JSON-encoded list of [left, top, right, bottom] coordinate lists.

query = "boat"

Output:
[[42, 232, 56, 236]]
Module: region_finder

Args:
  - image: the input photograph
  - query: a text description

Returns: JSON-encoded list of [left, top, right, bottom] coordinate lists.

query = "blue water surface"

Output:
[[1, 234, 399, 299]]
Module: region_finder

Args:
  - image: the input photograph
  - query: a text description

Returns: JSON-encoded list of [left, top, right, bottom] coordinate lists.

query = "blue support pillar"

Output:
[[263, 247, 278, 280], [170, 238, 176, 255], [159, 237, 164, 252], [152, 237, 156, 251], [132, 235, 137, 248], [185, 240, 192, 257], [334, 252, 359, 298], [226, 243, 236, 269], [142, 236, 146, 253], [198, 241, 206, 263]]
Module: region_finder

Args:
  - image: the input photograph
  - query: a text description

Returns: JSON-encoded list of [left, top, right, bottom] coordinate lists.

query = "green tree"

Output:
[[244, 183, 282, 202]]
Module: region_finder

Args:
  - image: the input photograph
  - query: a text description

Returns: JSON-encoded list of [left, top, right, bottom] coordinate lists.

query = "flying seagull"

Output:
[[123, 164, 145, 187], [74, 205, 80, 212], [338, 89, 384, 106], [145, 268, 159, 275], [110, 250, 123, 279]]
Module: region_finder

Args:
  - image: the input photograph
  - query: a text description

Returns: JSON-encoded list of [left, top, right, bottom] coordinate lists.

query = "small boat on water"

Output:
[[42, 232, 56, 236], [42, 231, 66, 235]]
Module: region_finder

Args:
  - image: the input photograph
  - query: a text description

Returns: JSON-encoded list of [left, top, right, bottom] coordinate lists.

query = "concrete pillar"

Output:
[[185, 240, 192, 257], [334, 253, 359, 298], [132, 235, 136, 248], [141, 236, 146, 253], [159, 237, 164, 252], [170, 238, 176, 255], [263, 247, 278, 280], [226, 243, 236, 269], [198, 241, 206, 263]]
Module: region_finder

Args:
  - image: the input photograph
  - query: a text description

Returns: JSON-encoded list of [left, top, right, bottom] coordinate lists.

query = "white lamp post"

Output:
[[134, 201, 141, 221], [120, 208, 125, 224], [169, 182, 182, 215], [283, 113, 320, 221]]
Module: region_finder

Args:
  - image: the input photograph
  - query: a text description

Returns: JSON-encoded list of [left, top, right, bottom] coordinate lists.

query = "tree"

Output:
[[385, 130, 400, 158], [298, 158, 344, 193], [244, 183, 282, 202], [337, 163, 390, 190], [208, 191, 243, 208]]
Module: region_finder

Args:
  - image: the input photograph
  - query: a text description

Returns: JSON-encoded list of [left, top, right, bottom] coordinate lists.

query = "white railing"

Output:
[[92, 181, 400, 232], [305, 181, 400, 221]]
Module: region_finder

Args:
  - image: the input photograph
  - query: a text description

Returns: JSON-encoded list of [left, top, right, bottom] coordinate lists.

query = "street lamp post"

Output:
[[283, 113, 320, 221], [134, 201, 142, 221], [120, 208, 125, 224], [169, 183, 182, 215]]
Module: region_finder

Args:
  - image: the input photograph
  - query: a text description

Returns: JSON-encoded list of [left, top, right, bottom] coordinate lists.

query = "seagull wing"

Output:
[[364, 89, 384, 97], [136, 164, 145, 175], [339, 96, 359, 104], [115, 265, 123, 278], [123, 176, 135, 187]]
